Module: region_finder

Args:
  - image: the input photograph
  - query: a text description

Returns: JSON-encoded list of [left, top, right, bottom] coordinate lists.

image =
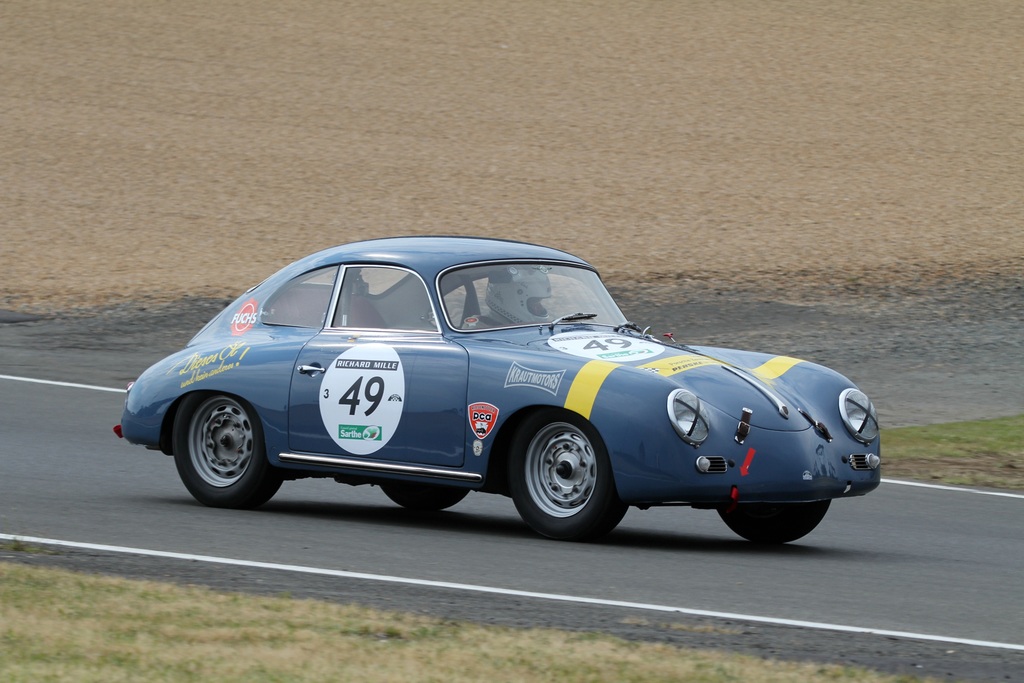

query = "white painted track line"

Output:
[[2, 534, 1022, 652], [0, 374, 126, 393], [883, 478, 1024, 498]]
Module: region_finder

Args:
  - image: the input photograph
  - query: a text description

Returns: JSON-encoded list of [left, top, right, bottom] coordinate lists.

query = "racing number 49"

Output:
[[337, 376, 385, 416], [583, 338, 631, 351]]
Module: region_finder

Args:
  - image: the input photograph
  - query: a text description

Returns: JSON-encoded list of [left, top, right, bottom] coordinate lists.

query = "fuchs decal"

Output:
[[230, 298, 260, 336], [468, 402, 499, 439]]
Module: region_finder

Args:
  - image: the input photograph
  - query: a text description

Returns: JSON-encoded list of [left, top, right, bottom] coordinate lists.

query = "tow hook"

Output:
[[724, 485, 739, 514]]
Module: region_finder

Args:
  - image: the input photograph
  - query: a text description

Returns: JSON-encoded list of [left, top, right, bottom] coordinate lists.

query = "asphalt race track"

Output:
[[3, 3, 1023, 680], [1, 371, 1022, 682], [0, 291, 1022, 682]]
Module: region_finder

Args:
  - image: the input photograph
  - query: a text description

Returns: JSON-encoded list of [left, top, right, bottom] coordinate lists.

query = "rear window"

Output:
[[261, 266, 339, 329]]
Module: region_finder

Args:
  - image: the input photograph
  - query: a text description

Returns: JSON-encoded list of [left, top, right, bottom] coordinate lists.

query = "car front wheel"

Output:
[[172, 393, 283, 509], [717, 500, 831, 544], [508, 410, 627, 541]]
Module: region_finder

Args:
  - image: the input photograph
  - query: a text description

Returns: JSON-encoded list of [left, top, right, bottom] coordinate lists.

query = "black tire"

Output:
[[172, 393, 283, 509], [717, 500, 831, 544], [381, 482, 469, 511], [508, 409, 627, 541]]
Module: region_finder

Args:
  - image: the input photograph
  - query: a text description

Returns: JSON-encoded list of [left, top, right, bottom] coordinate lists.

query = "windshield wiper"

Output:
[[616, 320, 706, 354], [615, 321, 649, 336], [549, 312, 597, 330]]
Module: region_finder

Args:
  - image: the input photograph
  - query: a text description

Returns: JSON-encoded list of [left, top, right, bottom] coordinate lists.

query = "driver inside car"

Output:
[[481, 265, 553, 327]]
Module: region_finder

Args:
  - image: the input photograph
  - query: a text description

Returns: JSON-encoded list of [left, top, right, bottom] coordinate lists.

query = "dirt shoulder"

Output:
[[2, 1, 1021, 424], [2, 1, 1020, 421], [2, 1, 1022, 313]]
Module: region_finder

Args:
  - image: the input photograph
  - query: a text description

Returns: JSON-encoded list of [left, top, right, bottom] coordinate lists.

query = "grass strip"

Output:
[[882, 414, 1023, 490], [0, 562, 940, 683]]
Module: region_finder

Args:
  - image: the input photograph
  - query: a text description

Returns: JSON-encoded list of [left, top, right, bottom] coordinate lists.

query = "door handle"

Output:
[[297, 364, 326, 376]]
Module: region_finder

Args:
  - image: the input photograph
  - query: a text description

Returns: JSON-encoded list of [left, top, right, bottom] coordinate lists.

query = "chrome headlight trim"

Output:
[[667, 389, 711, 446], [839, 388, 879, 444]]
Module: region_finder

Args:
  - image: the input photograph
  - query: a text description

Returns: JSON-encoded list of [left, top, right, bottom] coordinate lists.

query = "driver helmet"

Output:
[[485, 265, 552, 324]]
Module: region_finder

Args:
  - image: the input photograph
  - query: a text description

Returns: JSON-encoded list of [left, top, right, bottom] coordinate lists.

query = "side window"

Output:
[[332, 266, 436, 331], [443, 274, 489, 329], [442, 280, 469, 325], [261, 266, 339, 329]]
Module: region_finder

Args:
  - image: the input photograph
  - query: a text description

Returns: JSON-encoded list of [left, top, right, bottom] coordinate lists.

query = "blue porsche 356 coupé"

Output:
[[117, 236, 880, 542]]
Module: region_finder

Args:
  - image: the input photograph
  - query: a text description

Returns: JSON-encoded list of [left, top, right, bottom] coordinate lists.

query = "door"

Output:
[[287, 265, 470, 467]]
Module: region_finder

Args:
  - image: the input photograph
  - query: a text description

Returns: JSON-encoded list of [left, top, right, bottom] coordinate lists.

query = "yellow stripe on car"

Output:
[[564, 361, 619, 419], [562, 354, 804, 421], [750, 355, 805, 380]]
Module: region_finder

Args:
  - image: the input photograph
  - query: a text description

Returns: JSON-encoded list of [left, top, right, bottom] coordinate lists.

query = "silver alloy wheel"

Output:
[[524, 422, 597, 518], [187, 396, 255, 487]]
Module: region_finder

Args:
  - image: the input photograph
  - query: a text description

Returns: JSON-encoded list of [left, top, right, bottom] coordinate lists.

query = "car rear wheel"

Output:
[[717, 500, 831, 544], [172, 393, 283, 509], [380, 482, 469, 511], [508, 410, 627, 541]]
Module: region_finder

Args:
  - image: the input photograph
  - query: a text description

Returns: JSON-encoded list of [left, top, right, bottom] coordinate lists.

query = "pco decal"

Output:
[[548, 331, 664, 362], [231, 298, 260, 336], [319, 344, 405, 455], [468, 402, 498, 439]]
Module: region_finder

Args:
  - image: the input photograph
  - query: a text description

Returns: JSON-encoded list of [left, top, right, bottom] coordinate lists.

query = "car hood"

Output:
[[511, 329, 858, 433], [635, 345, 849, 432]]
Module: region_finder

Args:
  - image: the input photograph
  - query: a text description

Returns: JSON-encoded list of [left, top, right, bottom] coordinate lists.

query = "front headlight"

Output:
[[667, 389, 710, 446], [839, 388, 879, 443]]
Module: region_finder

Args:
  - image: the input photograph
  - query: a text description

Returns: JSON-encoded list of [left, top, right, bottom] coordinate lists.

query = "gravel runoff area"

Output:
[[2, 2, 1021, 313], [1, 3, 1022, 682], [2, 1, 1021, 423]]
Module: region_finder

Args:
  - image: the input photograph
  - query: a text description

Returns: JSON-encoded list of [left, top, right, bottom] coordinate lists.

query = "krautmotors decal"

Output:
[[319, 344, 405, 455], [504, 362, 565, 395], [548, 331, 664, 362]]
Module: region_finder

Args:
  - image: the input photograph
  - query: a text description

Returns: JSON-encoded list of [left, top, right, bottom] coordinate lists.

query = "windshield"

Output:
[[439, 262, 624, 331]]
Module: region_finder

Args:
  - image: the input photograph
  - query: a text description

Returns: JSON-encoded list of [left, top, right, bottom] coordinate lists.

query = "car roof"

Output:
[[281, 236, 592, 282]]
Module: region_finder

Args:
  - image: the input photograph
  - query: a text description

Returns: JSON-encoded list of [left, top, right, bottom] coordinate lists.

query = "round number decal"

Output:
[[319, 344, 405, 455], [548, 331, 664, 362]]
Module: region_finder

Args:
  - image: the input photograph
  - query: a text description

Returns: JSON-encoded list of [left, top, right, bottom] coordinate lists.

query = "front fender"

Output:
[[565, 359, 881, 505]]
